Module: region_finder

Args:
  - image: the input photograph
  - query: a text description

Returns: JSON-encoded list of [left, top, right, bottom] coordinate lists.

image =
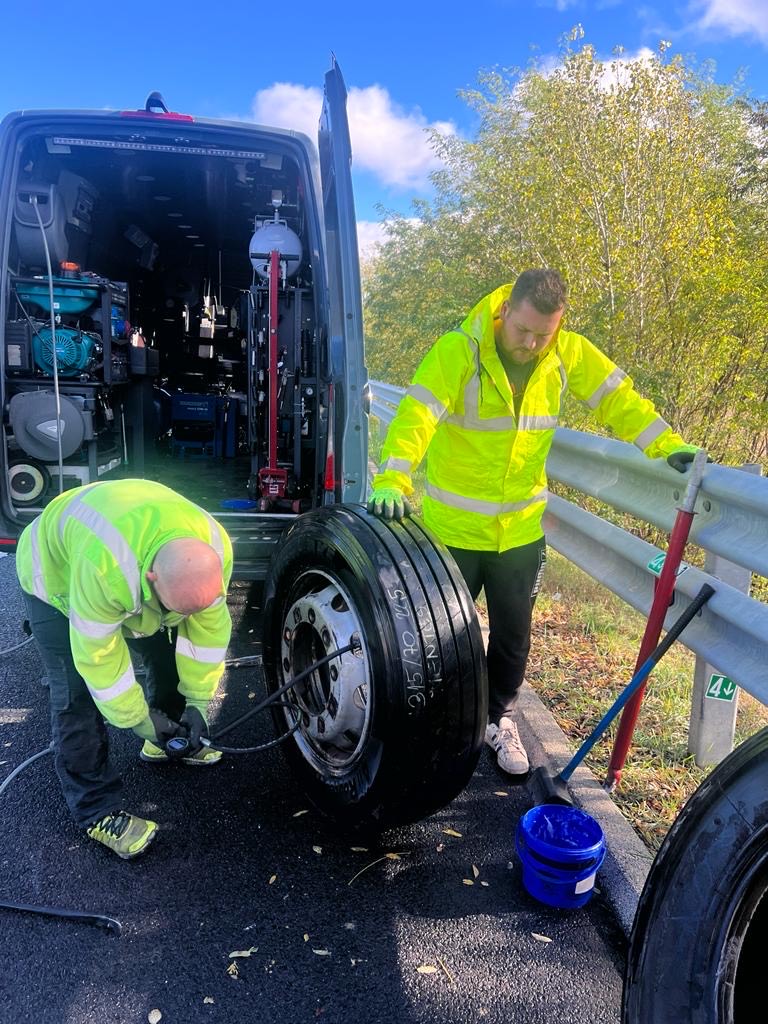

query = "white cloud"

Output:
[[250, 82, 457, 189], [692, 0, 768, 41], [356, 220, 388, 261]]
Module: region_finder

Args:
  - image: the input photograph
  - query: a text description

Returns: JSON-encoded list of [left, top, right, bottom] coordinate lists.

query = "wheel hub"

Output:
[[280, 576, 370, 769]]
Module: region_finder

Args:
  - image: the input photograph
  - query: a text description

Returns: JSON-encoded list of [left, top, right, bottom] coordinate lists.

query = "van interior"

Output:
[[2, 117, 330, 526]]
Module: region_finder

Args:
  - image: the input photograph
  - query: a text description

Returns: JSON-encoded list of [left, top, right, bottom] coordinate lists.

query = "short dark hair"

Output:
[[510, 269, 568, 314]]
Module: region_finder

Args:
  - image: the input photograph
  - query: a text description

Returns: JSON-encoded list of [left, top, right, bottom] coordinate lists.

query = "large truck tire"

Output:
[[262, 504, 488, 830], [623, 727, 768, 1023]]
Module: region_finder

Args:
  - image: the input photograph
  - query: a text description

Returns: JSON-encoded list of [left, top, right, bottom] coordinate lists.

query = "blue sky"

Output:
[[2, 1, 767, 254]]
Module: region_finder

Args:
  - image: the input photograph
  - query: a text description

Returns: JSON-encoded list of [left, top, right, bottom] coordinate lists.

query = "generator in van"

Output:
[[0, 61, 486, 828]]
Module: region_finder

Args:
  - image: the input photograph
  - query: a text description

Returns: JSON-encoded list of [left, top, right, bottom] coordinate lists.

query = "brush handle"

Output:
[[560, 583, 715, 783]]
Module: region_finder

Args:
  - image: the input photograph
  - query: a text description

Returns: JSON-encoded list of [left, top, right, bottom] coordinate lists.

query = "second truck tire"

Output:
[[623, 726, 768, 1022], [261, 504, 488, 829]]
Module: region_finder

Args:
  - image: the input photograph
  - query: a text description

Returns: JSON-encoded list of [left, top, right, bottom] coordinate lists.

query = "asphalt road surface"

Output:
[[0, 554, 626, 1023]]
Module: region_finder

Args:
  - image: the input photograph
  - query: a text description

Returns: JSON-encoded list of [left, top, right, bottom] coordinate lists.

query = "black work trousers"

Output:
[[22, 593, 183, 828], [447, 537, 546, 725]]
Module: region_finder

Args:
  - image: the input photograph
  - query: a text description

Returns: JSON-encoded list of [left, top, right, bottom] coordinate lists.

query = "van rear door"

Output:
[[318, 59, 368, 504]]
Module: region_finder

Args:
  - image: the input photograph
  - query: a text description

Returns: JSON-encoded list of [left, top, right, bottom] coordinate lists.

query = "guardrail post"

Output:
[[687, 463, 762, 767]]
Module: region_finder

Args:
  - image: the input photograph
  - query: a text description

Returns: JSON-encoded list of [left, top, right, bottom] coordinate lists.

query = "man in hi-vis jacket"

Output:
[[16, 479, 232, 859], [368, 269, 698, 776]]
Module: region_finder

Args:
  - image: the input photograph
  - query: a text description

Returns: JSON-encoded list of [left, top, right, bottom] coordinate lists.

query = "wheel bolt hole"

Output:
[[283, 628, 291, 643], [330, 665, 338, 681], [308, 609, 316, 624], [283, 657, 290, 672], [321, 628, 331, 646]]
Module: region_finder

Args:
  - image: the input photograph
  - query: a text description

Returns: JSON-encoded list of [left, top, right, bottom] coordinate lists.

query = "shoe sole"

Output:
[[117, 823, 159, 860], [139, 751, 222, 767]]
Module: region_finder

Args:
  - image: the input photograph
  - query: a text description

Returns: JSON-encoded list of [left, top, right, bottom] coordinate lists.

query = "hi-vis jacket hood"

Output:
[[16, 480, 233, 729], [373, 284, 696, 552]]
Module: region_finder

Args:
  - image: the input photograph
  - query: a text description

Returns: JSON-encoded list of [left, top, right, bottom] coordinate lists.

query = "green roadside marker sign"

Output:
[[647, 553, 689, 578], [705, 674, 738, 702]]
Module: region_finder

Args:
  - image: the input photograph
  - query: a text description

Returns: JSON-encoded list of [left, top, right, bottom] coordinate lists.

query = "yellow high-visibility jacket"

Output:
[[16, 479, 233, 729], [373, 284, 696, 552]]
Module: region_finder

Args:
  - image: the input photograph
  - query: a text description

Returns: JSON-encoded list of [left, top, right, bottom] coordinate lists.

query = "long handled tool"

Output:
[[605, 449, 709, 789], [528, 583, 715, 807]]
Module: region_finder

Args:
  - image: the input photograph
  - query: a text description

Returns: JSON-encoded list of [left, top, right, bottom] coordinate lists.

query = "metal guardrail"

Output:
[[369, 380, 768, 743]]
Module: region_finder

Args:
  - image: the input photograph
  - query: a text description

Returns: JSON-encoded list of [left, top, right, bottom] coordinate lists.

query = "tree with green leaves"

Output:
[[364, 30, 768, 461]]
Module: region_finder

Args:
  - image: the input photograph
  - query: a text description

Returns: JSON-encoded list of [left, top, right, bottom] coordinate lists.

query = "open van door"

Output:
[[318, 58, 368, 504]]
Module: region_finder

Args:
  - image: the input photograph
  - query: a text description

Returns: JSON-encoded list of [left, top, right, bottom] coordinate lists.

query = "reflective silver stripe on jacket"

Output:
[[202, 511, 227, 562], [87, 664, 137, 703], [426, 483, 548, 516], [558, 357, 568, 399], [585, 367, 627, 410], [28, 517, 48, 601], [58, 494, 141, 611], [381, 456, 412, 474], [447, 373, 515, 431], [517, 415, 558, 430], [634, 417, 671, 451], [406, 383, 448, 422], [175, 636, 228, 663], [69, 610, 123, 640]]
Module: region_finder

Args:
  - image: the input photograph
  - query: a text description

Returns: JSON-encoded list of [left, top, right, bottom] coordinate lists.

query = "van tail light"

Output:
[[324, 383, 336, 494]]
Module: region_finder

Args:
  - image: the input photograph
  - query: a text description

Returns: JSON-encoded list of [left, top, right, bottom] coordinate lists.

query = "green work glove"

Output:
[[132, 709, 182, 745], [667, 450, 713, 473], [367, 487, 412, 521], [180, 700, 209, 753]]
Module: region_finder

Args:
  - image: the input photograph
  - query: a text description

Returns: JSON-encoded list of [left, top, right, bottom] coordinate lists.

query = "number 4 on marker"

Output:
[[705, 674, 738, 701]]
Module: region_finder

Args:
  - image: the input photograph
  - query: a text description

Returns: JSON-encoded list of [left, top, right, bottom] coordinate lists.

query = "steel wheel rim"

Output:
[[279, 568, 370, 774]]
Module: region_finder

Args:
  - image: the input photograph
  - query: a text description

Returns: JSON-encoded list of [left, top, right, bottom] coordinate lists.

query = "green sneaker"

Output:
[[86, 811, 158, 860], [139, 739, 222, 766]]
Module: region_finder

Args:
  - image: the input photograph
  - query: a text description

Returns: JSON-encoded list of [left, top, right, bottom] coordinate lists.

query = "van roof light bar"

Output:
[[50, 137, 266, 160]]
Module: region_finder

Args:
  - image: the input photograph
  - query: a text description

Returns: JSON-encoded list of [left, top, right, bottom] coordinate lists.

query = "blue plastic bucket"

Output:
[[515, 804, 606, 909]]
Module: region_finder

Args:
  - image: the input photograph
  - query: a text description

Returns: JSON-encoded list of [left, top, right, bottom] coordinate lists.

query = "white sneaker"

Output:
[[485, 717, 529, 775]]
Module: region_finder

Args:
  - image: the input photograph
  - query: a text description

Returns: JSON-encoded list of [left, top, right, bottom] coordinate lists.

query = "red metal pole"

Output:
[[604, 451, 708, 790], [268, 249, 279, 474], [257, 250, 287, 502]]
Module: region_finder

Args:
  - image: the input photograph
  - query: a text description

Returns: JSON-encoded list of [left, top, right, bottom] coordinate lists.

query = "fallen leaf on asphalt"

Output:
[[248, 692, 256, 699], [480, 881, 490, 887], [350, 846, 368, 852], [313, 949, 331, 956], [462, 879, 474, 886], [304, 934, 310, 942], [472, 864, 480, 878], [494, 791, 508, 797], [203, 997, 214, 1004], [229, 947, 258, 958], [348, 852, 402, 885], [436, 843, 445, 853], [437, 956, 455, 984], [312, 845, 323, 854], [293, 809, 309, 817], [148, 1012, 162, 1024], [442, 828, 463, 838], [269, 874, 277, 885], [531, 933, 553, 943], [416, 965, 438, 974], [226, 962, 239, 978]]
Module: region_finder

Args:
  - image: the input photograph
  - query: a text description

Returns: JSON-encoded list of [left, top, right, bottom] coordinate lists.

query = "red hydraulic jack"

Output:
[[257, 249, 287, 504], [604, 449, 710, 791]]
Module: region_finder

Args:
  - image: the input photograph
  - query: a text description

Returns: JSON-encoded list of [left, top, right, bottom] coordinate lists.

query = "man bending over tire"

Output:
[[16, 479, 232, 859], [368, 269, 699, 776]]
